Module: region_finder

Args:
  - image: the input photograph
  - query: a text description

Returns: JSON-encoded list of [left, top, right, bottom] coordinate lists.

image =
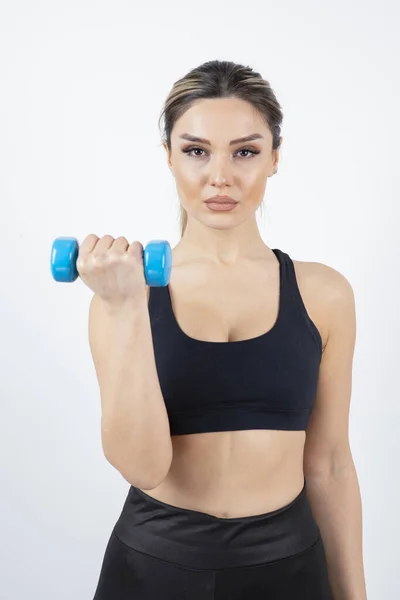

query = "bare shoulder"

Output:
[[293, 256, 354, 299], [291, 256, 355, 351]]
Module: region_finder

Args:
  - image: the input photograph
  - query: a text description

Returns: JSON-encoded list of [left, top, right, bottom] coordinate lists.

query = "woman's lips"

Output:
[[204, 196, 239, 211], [204, 201, 238, 211]]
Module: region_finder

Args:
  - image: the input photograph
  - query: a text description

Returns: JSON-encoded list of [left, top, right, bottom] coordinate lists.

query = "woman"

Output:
[[82, 60, 367, 598]]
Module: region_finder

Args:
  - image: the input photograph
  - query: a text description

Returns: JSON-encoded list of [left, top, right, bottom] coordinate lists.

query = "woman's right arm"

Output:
[[88, 290, 173, 490]]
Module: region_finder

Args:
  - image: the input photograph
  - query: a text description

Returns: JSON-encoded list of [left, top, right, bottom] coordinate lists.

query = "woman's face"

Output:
[[164, 97, 281, 230]]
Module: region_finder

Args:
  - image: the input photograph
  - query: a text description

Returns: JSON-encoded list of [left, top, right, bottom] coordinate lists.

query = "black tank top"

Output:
[[148, 248, 322, 436]]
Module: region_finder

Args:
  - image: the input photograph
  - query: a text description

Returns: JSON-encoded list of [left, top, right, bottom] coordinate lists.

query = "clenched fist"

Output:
[[76, 234, 148, 305]]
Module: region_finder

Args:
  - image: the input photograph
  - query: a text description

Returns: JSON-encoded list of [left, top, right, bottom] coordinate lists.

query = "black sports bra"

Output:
[[148, 248, 322, 435]]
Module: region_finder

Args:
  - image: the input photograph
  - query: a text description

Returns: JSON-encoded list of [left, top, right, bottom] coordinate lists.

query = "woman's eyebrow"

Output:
[[179, 133, 264, 145]]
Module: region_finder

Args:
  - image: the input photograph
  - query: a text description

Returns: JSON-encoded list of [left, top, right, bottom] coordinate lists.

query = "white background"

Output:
[[1, 1, 398, 598]]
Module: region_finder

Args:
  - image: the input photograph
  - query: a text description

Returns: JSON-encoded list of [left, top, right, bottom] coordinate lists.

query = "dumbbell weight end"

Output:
[[50, 237, 79, 283]]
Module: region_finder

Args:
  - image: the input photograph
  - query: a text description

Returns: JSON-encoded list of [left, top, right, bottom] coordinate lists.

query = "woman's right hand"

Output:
[[76, 234, 148, 306]]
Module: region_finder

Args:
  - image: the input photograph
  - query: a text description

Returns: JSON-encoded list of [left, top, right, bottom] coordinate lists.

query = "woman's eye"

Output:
[[189, 148, 205, 157], [237, 149, 253, 158], [182, 147, 259, 159]]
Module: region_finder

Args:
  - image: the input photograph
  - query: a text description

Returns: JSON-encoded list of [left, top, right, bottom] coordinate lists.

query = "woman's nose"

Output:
[[208, 156, 234, 186]]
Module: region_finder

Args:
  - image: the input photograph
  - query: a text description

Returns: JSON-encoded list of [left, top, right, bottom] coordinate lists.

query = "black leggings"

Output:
[[93, 480, 333, 599]]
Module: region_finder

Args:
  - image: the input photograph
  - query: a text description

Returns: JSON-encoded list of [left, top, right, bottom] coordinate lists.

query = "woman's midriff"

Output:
[[139, 429, 307, 518]]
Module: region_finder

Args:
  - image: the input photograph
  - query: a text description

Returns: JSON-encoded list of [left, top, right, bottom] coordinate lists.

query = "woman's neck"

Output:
[[173, 217, 270, 266]]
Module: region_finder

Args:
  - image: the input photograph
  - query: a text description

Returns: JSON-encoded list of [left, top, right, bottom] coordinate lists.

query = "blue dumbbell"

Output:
[[50, 237, 172, 286]]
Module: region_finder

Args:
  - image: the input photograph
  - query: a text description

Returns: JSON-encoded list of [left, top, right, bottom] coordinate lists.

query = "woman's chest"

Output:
[[168, 263, 282, 343]]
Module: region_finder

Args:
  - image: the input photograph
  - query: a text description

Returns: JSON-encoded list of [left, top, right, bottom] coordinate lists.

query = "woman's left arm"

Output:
[[303, 265, 367, 600]]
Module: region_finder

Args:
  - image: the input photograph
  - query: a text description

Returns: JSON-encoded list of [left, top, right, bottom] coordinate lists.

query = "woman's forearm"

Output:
[[306, 463, 367, 599], [89, 293, 173, 489]]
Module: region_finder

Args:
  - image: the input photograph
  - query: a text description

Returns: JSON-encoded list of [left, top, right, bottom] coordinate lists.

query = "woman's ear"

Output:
[[162, 141, 173, 170], [273, 136, 282, 174]]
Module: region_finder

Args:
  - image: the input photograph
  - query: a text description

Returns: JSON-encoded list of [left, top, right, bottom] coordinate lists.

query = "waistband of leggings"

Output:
[[113, 478, 320, 570]]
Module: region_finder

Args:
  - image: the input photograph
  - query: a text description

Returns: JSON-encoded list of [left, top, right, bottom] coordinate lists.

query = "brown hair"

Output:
[[158, 60, 283, 237]]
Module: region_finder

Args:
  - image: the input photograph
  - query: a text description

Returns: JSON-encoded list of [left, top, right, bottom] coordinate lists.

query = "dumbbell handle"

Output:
[[50, 237, 172, 286]]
